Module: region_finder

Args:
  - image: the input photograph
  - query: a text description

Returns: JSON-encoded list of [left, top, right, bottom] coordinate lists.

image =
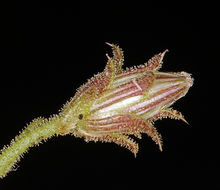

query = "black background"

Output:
[[1, 1, 219, 189]]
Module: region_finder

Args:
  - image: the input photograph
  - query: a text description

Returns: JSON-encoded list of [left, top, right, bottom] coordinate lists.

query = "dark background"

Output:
[[1, 1, 219, 189]]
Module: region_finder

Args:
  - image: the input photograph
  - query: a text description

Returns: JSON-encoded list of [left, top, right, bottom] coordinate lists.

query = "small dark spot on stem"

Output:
[[78, 114, 83, 120]]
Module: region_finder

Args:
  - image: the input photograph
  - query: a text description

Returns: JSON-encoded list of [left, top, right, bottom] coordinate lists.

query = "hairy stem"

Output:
[[0, 116, 60, 178]]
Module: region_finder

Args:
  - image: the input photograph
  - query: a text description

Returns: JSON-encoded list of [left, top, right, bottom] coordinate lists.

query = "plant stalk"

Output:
[[0, 117, 59, 178]]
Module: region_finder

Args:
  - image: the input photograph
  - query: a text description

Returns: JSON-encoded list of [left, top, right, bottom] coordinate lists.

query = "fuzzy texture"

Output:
[[60, 43, 193, 156], [0, 117, 59, 178], [0, 43, 193, 178]]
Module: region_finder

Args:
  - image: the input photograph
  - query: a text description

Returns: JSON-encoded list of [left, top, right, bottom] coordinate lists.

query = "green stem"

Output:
[[0, 116, 60, 178]]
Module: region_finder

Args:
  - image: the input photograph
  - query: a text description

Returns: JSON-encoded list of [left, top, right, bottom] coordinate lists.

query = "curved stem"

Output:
[[0, 117, 60, 178]]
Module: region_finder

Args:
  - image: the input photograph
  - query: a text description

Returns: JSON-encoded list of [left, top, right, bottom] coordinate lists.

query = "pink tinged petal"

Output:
[[90, 96, 142, 119], [90, 72, 154, 117], [133, 85, 186, 116], [86, 114, 163, 151], [86, 115, 130, 133], [86, 114, 139, 134], [126, 71, 193, 117]]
